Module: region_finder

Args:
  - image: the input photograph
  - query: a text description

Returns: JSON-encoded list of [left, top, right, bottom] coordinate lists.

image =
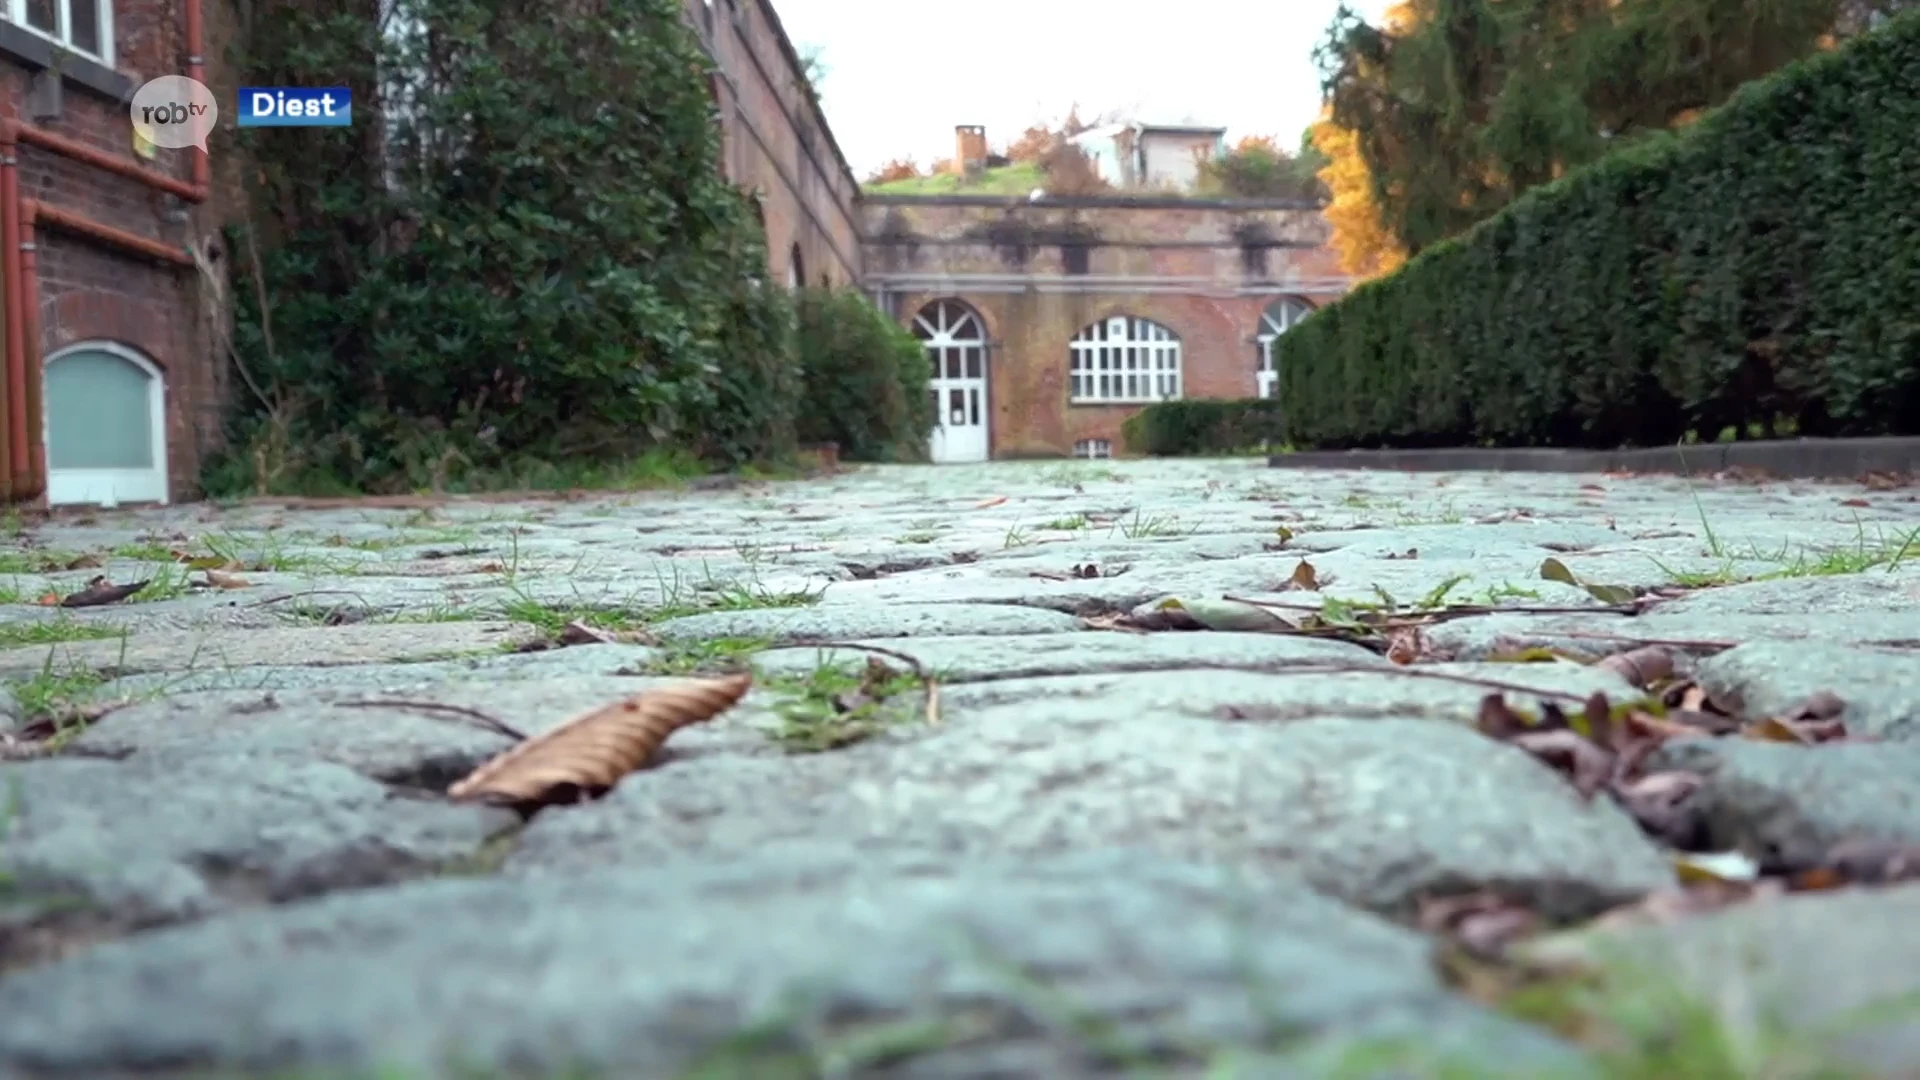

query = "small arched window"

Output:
[[787, 243, 805, 290], [1068, 315, 1182, 403]]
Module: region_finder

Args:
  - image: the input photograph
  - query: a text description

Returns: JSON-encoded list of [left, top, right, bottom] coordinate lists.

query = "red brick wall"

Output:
[[4, 0, 235, 503], [686, 0, 862, 287]]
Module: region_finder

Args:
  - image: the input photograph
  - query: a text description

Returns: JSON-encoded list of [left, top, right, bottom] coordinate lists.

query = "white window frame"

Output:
[[1256, 297, 1312, 399], [5, 0, 113, 67], [1073, 438, 1112, 459], [1068, 315, 1182, 404]]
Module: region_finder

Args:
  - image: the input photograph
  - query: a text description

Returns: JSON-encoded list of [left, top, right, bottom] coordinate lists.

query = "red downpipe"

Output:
[[2, 0, 210, 502], [0, 127, 21, 498]]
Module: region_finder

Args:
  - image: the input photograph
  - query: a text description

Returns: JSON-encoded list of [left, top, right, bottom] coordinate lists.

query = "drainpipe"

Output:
[[0, 0, 209, 501]]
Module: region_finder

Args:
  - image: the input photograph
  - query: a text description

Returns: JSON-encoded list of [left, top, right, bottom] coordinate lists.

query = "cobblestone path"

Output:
[[2, 458, 1920, 1077]]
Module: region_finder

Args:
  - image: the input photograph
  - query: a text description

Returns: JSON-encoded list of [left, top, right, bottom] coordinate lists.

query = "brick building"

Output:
[[692, 0, 1354, 464], [0, 0, 237, 507]]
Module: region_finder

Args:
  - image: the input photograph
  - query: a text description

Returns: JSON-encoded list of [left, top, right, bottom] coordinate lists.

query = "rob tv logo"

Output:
[[237, 87, 353, 127]]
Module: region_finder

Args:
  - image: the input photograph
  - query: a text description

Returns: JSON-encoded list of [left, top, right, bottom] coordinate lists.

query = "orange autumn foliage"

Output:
[[1312, 0, 1418, 280]]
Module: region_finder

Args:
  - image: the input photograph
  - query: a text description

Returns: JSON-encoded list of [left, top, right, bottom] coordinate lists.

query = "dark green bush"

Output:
[[207, 0, 801, 495], [1120, 398, 1286, 456], [793, 288, 934, 462], [1274, 13, 1920, 450]]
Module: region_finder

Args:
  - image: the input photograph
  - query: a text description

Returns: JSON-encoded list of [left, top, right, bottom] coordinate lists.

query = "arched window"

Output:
[[912, 299, 989, 464], [45, 341, 169, 507], [1069, 315, 1181, 404], [1255, 297, 1312, 399], [787, 243, 805, 290]]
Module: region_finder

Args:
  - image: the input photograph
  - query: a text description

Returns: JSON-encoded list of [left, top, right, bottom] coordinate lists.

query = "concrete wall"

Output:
[[688, 0, 863, 287], [1138, 131, 1222, 191], [1, 0, 235, 502], [862, 194, 1353, 457]]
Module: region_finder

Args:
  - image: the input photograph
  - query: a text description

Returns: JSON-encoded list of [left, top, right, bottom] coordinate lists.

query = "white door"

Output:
[[912, 300, 989, 463], [45, 343, 169, 507], [1256, 297, 1312, 400]]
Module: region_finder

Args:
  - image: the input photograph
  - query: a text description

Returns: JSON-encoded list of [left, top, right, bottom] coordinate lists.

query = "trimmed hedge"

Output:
[[1120, 398, 1285, 456], [1274, 13, 1920, 450]]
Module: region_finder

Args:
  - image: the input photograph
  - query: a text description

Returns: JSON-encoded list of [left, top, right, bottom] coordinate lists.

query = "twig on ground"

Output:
[[333, 698, 528, 741]]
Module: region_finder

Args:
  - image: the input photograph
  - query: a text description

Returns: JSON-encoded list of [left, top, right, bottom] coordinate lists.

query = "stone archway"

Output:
[[911, 299, 990, 463]]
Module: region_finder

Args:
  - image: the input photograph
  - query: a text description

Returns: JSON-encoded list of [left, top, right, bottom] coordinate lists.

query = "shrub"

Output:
[[1120, 399, 1286, 456], [1273, 13, 1920, 451], [208, 0, 796, 495], [792, 288, 935, 462]]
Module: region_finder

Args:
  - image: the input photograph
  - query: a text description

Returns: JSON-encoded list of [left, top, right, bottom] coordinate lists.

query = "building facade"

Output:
[[864, 195, 1347, 462], [0, 0, 236, 507]]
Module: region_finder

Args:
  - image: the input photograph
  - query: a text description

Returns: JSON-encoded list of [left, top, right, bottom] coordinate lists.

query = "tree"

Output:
[[1195, 134, 1328, 200], [865, 158, 921, 184], [1315, 0, 1855, 257], [1310, 113, 1406, 278]]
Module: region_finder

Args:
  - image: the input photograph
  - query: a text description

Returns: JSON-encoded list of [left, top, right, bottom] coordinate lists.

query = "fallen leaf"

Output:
[[1385, 625, 1427, 665], [1672, 850, 1759, 886], [1839, 498, 1872, 508], [1071, 563, 1100, 579], [973, 496, 1008, 509], [35, 592, 58, 607], [1616, 770, 1707, 846], [63, 553, 104, 571], [1596, 646, 1676, 689], [557, 619, 659, 647], [1781, 689, 1846, 723], [1418, 892, 1542, 958], [59, 577, 150, 608], [1165, 596, 1301, 633], [1538, 557, 1635, 605], [1080, 611, 1146, 633], [448, 674, 751, 808], [1509, 729, 1615, 797], [1474, 694, 1532, 739], [1862, 471, 1905, 491], [1286, 560, 1320, 591], [200, 569, 252, 589], [1273, 526, 1294, 544], [1578, 484, 1607, 494]]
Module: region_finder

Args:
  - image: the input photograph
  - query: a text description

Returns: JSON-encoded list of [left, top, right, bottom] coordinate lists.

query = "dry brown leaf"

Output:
[[1417, 892, 1542, 958], [1475, 694, 1531, 739], [1839, 498, 1872, 508], [1286, 560, 1320, 591], [59, 577, 150, 609], [64, 553, 104, 571], [1596, 646, 1676, 689], [1509, 730, 1615, 798], [1862, 471, 1905, 491], [557, 620, 660, 647], [973, 496, 1008, 509], [1782, 689, 1846, 723], [1613, 770, 1706, 845], [1385, 625, 1427, 665], [1794, 839, 1920, 888], [1743, 715, 1822, 744], [201, 569, 253, 589], [448, 674, 750, 808]]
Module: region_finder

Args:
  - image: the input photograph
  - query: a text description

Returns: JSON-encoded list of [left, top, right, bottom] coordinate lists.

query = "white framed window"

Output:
[[1069, 315, 1181, 404], [5, 0, 111, 65], [1255, 297, 1312, 399], [1073, 438, 1111, 459]]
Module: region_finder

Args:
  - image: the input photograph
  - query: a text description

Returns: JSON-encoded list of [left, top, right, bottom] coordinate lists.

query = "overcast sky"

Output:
[[770, 0, 1396, 178]]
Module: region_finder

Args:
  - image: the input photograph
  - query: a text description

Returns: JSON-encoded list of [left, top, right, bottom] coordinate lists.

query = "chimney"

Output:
[[955, 125, 987, 178]]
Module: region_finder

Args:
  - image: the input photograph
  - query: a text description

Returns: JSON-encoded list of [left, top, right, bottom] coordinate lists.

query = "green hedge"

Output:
[[793, 288, 935, 462], [1120, 398, 1286, 456], [1274, 13, 1920, 450]]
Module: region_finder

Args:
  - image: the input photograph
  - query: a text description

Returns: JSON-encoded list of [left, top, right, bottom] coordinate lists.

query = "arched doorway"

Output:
[[45, 341, 169, 507], [911, 299, 988, 463], [1255, 297, 1312, 399]]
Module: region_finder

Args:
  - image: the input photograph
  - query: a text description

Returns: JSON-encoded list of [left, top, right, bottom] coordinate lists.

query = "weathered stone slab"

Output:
[[753, 631, 1383, 683], [652, 602, 1081, 643], [0, 621, 537, 679], [0, 851, 1587, 1078], [1695, 641, 1920, 740], [0, 754, 516, 935], [512, 702, 1671, 920], [1523, 884, 1920, 1077]]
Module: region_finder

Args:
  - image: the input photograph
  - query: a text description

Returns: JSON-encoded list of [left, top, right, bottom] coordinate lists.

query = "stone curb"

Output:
[[1267, 436, 1920, 481]]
